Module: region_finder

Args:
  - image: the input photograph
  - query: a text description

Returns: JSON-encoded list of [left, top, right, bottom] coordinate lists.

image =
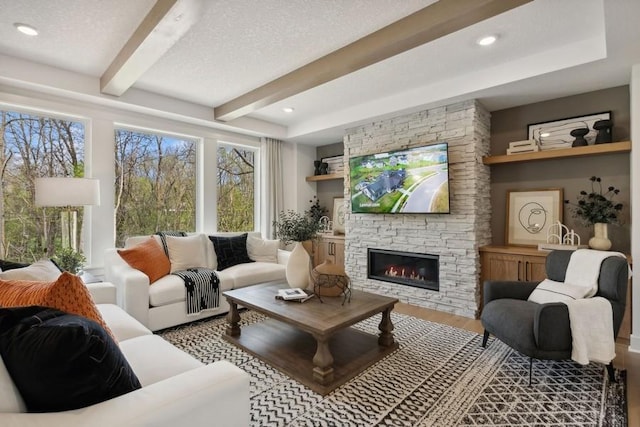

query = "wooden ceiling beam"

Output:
[[214, 0, 532, 122], [100, 0, 203, 96]]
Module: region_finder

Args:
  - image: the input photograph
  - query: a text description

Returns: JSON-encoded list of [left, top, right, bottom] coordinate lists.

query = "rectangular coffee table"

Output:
[[222, 282, 399, 395]]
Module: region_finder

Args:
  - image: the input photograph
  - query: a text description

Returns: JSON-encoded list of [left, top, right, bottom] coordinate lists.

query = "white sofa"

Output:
[[105, 232, 289, 331], [0, 282, 250, 427]]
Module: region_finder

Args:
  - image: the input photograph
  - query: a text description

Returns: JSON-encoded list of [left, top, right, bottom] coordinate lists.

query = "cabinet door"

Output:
[[523, 256, 546, 282], [482, 252, 522, 282], [332, 239, 345, 266]]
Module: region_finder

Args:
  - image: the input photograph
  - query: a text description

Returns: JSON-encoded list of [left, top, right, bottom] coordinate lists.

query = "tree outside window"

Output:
[[114, 128, 196, 246], [217, 143, 255, 232], [0, 109, 86, 262]]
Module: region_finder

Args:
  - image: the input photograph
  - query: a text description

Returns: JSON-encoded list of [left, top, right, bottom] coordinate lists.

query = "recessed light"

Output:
[[540, 132, 551, 138], [282, 107, 295, 113], [14, 23, 38, 36], [477, 35, 497, 46]]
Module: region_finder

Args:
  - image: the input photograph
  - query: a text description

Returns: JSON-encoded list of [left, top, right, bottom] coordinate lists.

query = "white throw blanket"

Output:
[[565, 297, 615, 365], [527, 249, 628, 365]]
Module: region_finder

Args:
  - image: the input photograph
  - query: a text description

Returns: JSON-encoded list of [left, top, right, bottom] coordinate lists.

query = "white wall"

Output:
[[0, 85, 261, 272], [630, 64, 640, 352]]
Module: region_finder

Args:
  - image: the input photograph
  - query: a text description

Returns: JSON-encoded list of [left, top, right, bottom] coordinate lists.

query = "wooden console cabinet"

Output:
[[480, 245, 548, 283], [314, 234, 345, 267]]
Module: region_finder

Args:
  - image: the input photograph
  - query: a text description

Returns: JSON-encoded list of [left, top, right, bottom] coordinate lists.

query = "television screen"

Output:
[[349, 142, 450, 214]]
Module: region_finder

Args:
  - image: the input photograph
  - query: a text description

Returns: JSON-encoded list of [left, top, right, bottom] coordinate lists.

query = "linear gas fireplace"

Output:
[[368, 248, 439, 291]]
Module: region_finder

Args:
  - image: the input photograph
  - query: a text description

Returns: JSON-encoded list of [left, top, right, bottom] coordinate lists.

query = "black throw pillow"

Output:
[[0, 259, 30, 271], [0, 306, 141, 413], [208, 233, 254, 270]]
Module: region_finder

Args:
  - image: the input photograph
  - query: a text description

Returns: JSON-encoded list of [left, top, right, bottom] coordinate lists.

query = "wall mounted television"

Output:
[[349, 142, 450, 214]]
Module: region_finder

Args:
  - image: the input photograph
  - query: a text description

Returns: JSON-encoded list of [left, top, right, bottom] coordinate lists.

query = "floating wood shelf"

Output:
[[305, 173, 343, 182], [482, 141, 631, 165]]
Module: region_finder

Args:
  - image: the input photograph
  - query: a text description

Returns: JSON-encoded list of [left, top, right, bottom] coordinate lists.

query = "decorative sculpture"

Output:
[[537, 221, 585, 251]]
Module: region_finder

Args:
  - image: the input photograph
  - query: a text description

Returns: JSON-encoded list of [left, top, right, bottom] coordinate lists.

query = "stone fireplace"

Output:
[[368, 248, 439, 291], [343, 99, 491, 318]]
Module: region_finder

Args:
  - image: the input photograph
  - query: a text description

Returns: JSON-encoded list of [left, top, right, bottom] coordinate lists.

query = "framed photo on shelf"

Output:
[[527, 111, 611, 146], [506, 188, 563, 246], [333, 197, 346, 235]]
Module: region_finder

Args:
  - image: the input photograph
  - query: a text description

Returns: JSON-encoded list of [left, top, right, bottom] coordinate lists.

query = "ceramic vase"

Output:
[[589, 222, 612, 251], [286, 241, 310, 288]]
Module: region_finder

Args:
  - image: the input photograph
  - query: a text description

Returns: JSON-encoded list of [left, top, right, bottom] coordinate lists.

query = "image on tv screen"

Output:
[[349, 142, 450, 214]]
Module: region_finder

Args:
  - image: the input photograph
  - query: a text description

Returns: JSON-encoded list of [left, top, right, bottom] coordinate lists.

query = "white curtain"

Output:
[[261, 137, 284, 239]]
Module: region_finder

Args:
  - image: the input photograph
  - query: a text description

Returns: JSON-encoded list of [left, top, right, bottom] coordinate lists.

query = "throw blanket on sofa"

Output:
[[527, 249, 628, 365], [155, 232, 220, 315], [172, 268, 220, 315]]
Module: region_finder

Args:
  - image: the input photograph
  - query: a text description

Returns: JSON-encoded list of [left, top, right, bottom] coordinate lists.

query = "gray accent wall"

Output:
[[490, 86, 631, 253]]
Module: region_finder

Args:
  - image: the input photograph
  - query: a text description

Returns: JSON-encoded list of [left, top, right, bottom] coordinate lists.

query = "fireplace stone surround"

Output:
[[343, 99, 491, 318]]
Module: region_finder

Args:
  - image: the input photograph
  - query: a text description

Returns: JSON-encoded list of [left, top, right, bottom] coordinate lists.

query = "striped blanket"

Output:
[[156, 232, 220, 315], [171, 267, 220, 315]]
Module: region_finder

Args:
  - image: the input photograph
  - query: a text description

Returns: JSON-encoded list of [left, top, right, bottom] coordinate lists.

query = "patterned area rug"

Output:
[[159, 311, 627, 426]]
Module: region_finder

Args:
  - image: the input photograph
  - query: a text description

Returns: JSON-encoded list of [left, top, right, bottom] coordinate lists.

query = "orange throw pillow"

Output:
[[0, 272, 115, 340], [118, 237, 170, 284]]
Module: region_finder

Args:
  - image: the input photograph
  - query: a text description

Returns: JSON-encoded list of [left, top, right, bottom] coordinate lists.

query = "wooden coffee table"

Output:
[[222, 282, 399, 395]]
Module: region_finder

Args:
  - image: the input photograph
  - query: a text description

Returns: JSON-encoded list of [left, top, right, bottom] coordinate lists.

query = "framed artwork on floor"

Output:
[[506, 188, 563, 246]]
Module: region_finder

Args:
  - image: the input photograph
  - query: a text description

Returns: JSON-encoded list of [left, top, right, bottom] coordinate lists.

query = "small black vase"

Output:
[[313, 160, 321, 175], [570, 127, 589, 147], [593, 119, 613, 144], [320, 162, 329, 175]]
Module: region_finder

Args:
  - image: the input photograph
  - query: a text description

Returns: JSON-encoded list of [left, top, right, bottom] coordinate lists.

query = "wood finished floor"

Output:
[[394, 302, 639, 425]]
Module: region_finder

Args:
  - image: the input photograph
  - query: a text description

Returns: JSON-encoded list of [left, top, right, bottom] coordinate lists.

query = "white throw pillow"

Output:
[[0, 259, 61, 281], [247, 236, 279, 263], [165, 234, 208, 272]]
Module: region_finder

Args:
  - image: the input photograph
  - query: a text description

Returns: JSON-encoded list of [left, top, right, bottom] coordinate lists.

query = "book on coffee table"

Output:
[[276, 288, 314, 303]]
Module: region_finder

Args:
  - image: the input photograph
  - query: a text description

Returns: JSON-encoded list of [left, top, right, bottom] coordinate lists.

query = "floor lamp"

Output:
[[34, 177, 101, 252]]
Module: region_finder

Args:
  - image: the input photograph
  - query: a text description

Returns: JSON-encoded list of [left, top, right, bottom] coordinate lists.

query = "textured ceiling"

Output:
[[0, 0, 639, 144]]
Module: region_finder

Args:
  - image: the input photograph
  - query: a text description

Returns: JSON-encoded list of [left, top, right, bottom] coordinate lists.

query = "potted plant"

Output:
[[272, 209, 321, 246], [565, 176, 623, 250], [53, 247, 86, 274], [273, 209, 321, 288]]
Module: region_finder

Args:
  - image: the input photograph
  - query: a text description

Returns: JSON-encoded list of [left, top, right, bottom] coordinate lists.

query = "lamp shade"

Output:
[[35, 178, 101, 207]]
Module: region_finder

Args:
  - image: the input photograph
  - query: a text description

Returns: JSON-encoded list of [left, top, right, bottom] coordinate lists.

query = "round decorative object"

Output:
[[286, 242, 311, 288], [589, 222, 612, 251], [311, 259, 349, 297], [593, 119, 613, 144], [570, 127, 589, 147]]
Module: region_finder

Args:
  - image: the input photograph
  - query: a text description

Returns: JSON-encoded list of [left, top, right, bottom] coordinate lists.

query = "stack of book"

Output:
[[322, 156, 344, 174], [506, 139, 539, 155], [275, 288, 315, 303]]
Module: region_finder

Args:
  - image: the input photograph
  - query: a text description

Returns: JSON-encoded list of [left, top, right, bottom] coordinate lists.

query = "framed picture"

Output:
[[333, 197, 346, 235], [506, 188, 563, 246], [527, 111, 611, 146]]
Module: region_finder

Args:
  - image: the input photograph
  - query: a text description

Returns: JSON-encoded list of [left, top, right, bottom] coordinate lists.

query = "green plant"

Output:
[[53, 247, 86, 274], [565, 176, 623, 225], [307, 196, 328, 222], [273, 210, 321, 245]]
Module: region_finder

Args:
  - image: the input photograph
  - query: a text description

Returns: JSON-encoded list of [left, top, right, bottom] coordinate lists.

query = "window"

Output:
[[0, 109, 86, 262], [114, 128, 196, 246], [217, 143, 256, 232]]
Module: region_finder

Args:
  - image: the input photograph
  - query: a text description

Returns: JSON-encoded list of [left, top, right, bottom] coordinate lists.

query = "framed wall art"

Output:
[[527, 111, 611, 147], [506, 188, 563, 246], [333, 197, 346, 235]]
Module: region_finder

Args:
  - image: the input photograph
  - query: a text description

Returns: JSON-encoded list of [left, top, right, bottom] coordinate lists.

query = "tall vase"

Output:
[[589, 222, 612, 251], [286, 241, 310, 288]]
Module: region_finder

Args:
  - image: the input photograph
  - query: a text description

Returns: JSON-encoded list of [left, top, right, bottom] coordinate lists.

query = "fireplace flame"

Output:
[[384, 265, 425, 282]]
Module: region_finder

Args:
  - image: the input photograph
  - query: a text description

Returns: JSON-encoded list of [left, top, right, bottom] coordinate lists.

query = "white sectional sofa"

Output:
[[0, 282, 250, 427], [105, 232, 289, 331]]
